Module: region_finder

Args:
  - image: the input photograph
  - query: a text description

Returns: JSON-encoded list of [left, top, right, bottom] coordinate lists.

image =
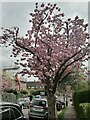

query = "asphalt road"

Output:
[[22, 96, 71, 119], [22, 108, 29, 120]]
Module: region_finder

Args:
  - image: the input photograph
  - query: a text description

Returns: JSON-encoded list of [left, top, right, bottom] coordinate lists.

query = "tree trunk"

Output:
[[47, 92, 56, 120]]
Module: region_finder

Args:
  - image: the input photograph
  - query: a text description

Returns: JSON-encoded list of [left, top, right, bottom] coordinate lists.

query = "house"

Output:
[[17, 79, 45, 90], [27, 80, 45, 89]]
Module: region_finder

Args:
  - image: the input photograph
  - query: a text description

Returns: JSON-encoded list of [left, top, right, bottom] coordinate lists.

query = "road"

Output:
[[22, 108, 29, 120], [22, 96, 71, 119]]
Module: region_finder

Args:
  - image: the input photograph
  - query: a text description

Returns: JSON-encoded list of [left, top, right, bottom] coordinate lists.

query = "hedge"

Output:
[[79, 103, 90, 119], [73, 90, 90, 103], [1, 92, 16, 102], [5, 89, 21, 99], [73, 90, 90, 120]]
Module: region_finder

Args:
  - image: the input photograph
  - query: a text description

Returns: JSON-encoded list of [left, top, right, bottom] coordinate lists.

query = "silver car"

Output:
[[16, 97, 30, 109], [28, 98, 48, 119]]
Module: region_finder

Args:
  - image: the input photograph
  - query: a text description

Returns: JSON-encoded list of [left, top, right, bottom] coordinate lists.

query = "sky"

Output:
[[0, 0, 90, 80]]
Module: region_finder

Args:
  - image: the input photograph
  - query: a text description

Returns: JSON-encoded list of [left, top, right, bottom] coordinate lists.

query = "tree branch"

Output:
[[15, 40, 42, 64], [54, 49, 82, 83], [59, 72, 72, 84], [35, 13, 48, 47], [52, 48, 87, 94]]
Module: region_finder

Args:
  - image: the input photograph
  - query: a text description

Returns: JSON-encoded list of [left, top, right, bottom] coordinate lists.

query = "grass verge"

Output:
[[58, 107, 67, 120]]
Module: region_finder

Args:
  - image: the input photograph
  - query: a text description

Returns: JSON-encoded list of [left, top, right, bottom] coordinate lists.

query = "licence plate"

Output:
[[33, 107, 43, 111]]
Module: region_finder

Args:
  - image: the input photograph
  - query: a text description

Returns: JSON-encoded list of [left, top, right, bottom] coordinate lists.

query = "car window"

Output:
[[32, 100, 46, 106], [24, 98, 30, 100], [35, 95, 41, 98], [0, 106, 23, 120], [25, 99, 29, 101], [1, 108, 11, 120], [11, 107, 22, 119], [10, 108, 16, 120], [39, 101, 46, 106]]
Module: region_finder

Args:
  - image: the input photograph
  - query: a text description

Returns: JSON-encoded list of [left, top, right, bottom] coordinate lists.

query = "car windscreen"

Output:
[[32, 100, 46, 106]]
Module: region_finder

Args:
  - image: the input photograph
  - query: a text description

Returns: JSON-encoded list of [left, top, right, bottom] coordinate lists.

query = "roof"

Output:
[[27, 81, 45, 88], [33, 97, 47, 101], [0, 102, 20, 107]]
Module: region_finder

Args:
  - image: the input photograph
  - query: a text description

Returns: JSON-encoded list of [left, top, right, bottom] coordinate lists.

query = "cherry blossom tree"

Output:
[[0, 3, 90, 119]]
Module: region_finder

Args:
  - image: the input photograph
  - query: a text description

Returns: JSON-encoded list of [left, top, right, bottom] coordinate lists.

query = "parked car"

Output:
[[56, 100, 65, 111], [28, 97, 65, 119], [16, 97, 30, 109], [70, 98, 73, 106], [34, 95, 42, 99], [56, 100, 62, 111], [0, 102, 26, 120], [28, 98, 48, 119]]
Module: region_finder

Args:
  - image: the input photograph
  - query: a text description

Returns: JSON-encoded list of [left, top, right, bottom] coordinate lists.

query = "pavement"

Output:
[[63, 105, 79, 120]]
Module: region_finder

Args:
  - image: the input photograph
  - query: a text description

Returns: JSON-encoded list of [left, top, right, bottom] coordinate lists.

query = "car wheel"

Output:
[[44, 114, 48, 120]]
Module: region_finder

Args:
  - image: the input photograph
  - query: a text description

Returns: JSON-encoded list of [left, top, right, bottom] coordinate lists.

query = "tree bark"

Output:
[[47, 91, 56, 120]]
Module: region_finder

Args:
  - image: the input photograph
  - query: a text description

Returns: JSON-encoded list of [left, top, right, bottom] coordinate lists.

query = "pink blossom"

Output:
[[0, 3, 89, 92], [45, 72, 51, 77]]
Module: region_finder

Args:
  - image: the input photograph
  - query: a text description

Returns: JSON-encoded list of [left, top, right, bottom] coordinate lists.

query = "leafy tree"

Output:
[[56, 73, 74, 97], [57, 69, 88, 101], [0, 70, 16, 91], [0, 3, 90, 119], [73, 79, 89, 92], [70, 69, 88, 91], [21, 89, 30, 96]]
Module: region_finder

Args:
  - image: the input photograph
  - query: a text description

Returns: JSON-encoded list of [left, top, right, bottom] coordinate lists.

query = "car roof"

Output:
[[0, 102, 20, 107], [33, 98, 47, 101], [36, 95, 41, 96], [35, 95, 41, 97], [18, 97, 30, 100], [0, 102, 24, 116]]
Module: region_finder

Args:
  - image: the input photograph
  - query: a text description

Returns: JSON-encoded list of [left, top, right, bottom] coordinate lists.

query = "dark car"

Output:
[[0, 102, 26, 120], [56, 100, 65, 111], [28, 98, 48, 119], [34, 95, 42, 99]]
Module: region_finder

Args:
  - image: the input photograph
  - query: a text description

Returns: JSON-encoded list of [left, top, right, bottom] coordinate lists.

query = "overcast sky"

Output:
[[0, 0, 90, 80]]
